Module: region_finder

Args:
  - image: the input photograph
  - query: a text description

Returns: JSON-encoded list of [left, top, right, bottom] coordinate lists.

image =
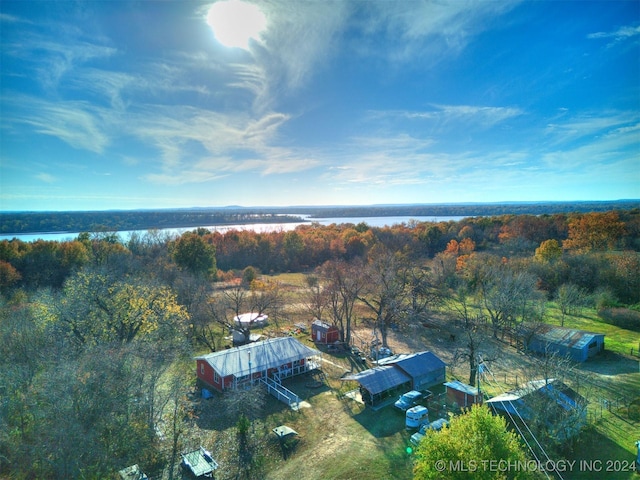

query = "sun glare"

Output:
[[206, 0, 267, 51]]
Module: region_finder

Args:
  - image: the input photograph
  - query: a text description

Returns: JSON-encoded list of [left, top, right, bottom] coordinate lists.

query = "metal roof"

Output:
[[485, 379, 584, 409], [529, 324, 604, 350], [444, 380, 479, 396], [377, 351, 447, 375], [342, 365, 411, 394], [181, 447, 218, 477], [196, 337, 321, 378], [311, 319, 335, 331]]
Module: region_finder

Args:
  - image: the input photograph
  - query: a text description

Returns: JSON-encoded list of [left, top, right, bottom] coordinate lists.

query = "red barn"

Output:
[[444, 380, 483, 408], [195, 336, 321, 392], [311, 319, 340, 344]]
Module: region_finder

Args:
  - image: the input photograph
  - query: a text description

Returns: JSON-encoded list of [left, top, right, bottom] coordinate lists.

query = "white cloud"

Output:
[[376, 104, 524, 128], [588, 24, 640, 41], [35, 173, 57, 183], [352, 1, 521, 63], [5, 96, 110, 153]]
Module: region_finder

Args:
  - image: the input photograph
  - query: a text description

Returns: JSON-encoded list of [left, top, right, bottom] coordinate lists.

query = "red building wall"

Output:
[[446, 386, 482, 408], [312, 324, 340, 344], [197, 359, 305, 392]]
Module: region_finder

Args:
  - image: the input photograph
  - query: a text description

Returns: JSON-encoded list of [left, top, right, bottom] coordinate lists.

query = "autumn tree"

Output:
[[303, 274, 328, 321], [413, 404, 535, 480], [563, 211, 626, 252], [534, 239, 562, 263], [47, 269, 189, 347], [0, 259, 21, 293], [406, 265, 443, 321]]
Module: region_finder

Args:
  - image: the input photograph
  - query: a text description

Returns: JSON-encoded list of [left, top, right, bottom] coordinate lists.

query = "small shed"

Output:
[[521, 325, 605, 362], [311, 319, 340, 344], [444, 380, 483, 408]]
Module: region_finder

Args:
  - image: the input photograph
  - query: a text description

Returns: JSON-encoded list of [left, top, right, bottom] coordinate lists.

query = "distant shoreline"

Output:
[[1, 200, 638, 236]]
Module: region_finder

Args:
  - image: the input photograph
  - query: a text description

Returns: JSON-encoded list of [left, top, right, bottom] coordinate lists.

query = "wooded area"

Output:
[[0, 209, 638, 478], [2, 200, 638, 234]]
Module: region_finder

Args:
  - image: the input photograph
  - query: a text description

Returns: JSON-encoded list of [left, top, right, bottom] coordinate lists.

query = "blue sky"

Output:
[[1, 0, 638, 211]]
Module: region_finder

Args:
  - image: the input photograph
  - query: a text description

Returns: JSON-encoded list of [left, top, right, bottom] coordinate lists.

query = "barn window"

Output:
[[200, 363, 204, 375], [214, 371, 220, 384]]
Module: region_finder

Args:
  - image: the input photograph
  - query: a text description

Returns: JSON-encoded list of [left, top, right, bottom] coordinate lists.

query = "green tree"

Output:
[[172, 232, 217, 279], [413, 404, 536, 480]]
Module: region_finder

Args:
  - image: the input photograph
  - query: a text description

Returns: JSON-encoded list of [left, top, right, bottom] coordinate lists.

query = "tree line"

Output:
[[1, 210, 638, 300], [3, 200, 638, 235]]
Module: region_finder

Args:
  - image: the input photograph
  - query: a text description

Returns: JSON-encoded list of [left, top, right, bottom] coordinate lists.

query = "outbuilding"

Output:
[[195, 336, 321, 392], [521, 324, 605, 362], [485, 378, 587, 442], [344, 365, 412, 406], [378, 351, 446, 391], [342, 350, 446, 407], [444, 380, 483, 408], [311, 319, 340, 344]]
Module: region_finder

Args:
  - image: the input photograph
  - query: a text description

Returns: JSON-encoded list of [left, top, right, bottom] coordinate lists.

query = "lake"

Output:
[[0, 215, 467, 242]]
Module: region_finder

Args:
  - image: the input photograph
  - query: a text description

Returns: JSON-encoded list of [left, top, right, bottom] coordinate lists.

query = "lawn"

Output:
[[262, 351, 416, 480]]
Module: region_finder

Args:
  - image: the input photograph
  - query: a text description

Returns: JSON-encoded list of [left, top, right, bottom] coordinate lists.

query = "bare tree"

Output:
[[406, 264, 444, 321], [357, 246, 410, 349], [303, 274, 328, 321], [208, 279, 284, 345], [318, 259, 365, 346], [474, 262, 543, 338], [555, 283, 586, 326]]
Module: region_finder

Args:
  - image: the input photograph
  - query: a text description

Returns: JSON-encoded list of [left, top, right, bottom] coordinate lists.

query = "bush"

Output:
[[598, 308, 640, 332]]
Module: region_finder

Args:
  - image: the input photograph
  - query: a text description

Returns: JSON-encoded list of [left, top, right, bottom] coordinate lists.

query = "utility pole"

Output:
[[476, 354, 482, 401]]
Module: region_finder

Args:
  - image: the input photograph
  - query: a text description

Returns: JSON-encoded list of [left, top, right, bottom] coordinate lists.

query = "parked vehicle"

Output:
[[394, 389, 432, 411], [410, 418, 450, 446], [395, 390, 423, 411], [405, 405, 429, 429]]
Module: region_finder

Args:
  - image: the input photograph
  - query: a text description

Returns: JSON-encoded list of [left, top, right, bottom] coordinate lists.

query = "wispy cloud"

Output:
[[588, 24, 640, 43], [352, 1, 521, 63], [35, 173, 57, 183], [373, 104, 523, 128], [5, 96, 110, 153], [544, 110, 640, 147]]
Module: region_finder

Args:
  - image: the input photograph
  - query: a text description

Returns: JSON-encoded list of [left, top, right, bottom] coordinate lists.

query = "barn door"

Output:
[[316, 330, 321, 342]]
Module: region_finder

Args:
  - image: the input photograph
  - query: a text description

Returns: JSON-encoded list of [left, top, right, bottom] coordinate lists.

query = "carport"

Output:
[[342, 365, 412, 407]]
